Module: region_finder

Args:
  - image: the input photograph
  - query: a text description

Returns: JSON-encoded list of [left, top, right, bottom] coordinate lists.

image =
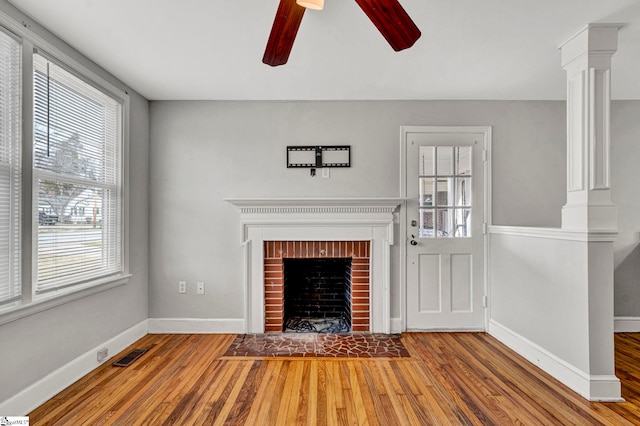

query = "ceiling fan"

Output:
[[263, 0, 421, 66]]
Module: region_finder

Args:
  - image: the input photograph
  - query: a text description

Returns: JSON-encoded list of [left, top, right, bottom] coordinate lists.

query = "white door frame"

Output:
[[399, 126, 492, 331]]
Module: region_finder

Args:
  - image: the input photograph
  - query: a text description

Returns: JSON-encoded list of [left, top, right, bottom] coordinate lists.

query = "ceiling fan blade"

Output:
[[354, 0, 421, 51], [263, 0, 306, 66]]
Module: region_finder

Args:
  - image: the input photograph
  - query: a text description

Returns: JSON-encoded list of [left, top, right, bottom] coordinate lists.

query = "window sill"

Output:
[[0, 274, 131, 326]]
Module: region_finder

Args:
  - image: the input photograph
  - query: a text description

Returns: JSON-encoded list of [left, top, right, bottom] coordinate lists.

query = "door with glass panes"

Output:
[[404, 129, 487, 330]]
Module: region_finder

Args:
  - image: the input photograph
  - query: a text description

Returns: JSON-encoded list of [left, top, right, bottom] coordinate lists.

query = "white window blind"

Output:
[[33, 52, 123, 293], [0, 28, 21, 305]]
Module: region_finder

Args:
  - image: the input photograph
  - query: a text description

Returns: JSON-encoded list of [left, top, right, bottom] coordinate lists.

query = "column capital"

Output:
[[559, 23, 623, 70]]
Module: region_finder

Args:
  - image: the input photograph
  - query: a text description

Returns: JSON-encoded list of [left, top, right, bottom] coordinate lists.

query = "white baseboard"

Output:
[[614, 316, 640, 332], [488, 319, 623, 402], [0, 320, 148, 416], [148, 318, 245, 334]]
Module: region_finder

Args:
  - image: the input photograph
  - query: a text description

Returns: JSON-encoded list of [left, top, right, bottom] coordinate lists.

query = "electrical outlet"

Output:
[[97, 348, 108, 362], [178, 280, 187, 293], [196, 281, 205, 295], [321, 168, 330, 178]]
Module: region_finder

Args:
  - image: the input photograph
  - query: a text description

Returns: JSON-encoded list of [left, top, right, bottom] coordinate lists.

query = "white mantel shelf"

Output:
[[225, 198, 403, 214]]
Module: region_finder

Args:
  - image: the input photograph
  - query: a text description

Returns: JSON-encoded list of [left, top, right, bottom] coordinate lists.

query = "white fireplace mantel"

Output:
[[226, 198, 403, 333], [226, 197, 402, 213]]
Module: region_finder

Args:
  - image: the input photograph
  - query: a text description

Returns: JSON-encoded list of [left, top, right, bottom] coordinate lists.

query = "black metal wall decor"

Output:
[[287, 146, 351, 176]]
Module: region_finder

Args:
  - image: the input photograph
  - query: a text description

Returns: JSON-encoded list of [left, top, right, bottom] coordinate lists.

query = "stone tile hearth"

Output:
[[222, 333, 410, 358]]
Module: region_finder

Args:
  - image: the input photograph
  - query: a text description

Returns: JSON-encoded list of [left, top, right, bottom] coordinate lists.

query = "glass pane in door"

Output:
[[419, 146, 435, 175], [435, 178, 454, 207], [437, 147, 454, 175], [455, 177, 471, 207], [419, 178, 435, 207], [454, 208, 471, 237], [456, 146, 472, 175], [418, 144, 472, 238], [436, 209, 454, 237], [419, 209, 435, 237]]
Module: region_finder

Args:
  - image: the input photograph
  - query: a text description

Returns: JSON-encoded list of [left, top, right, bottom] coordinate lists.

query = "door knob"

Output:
[[410, 239, 418, 246]]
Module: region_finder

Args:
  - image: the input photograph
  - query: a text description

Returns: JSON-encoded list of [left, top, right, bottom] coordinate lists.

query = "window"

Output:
[[0, 28, 21, 305], [418, 145, 472, 237], [0, 18, 129, 316], [33, 52, 124, 293]]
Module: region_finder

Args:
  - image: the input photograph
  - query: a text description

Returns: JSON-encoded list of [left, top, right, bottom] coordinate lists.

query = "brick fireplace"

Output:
[[264, 241, 371, 332], [226, 198, 401, 334]]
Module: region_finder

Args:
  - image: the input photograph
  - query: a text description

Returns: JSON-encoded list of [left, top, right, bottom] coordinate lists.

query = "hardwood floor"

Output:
[[29, 333, 640, 425]]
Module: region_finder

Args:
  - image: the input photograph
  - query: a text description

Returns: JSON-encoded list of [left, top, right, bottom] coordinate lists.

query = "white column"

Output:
[[560, 24, 621, 231], [559, 24, 622, 400]]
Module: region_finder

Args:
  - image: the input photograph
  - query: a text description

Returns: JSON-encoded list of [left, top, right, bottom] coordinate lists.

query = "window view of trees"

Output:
[[37, 134, 101, 226]]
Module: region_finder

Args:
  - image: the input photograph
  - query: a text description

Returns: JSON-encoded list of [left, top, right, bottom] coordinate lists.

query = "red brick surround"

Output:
[[264, 241, 371, 332]]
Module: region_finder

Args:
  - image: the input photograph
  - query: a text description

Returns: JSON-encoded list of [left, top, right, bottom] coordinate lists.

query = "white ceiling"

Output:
[[7, 0, 640, 101]]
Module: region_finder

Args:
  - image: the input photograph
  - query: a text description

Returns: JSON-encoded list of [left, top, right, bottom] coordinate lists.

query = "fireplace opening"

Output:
[[283, 258, 352, 333]]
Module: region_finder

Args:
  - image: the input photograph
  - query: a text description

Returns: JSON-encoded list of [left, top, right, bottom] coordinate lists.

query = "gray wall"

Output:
[[149, 100, 567, 321], [0, 1, 150, 404], [489, 233, 591, 371], [612, 101, 640, 316]]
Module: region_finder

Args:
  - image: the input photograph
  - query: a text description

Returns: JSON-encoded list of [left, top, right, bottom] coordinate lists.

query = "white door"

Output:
[[403, 127, 488, 330]]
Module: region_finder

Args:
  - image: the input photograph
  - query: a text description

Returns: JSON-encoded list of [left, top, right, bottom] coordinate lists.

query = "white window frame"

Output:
[[0, 13, 130, 324], [32, 50, 125, 294], [0, 25, 22, 308]]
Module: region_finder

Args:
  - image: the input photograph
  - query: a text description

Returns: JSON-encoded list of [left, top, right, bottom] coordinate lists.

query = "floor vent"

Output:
[[112, 348, 147, 367]]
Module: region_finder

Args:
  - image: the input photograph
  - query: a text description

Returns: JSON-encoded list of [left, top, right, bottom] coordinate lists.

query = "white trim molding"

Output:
[[390, 317, 403, 334], [226, 198, 401, 334], [489, 320, 623, 402], [614, 317, 640, 333], [147, 318, 245, 334], [0, 320, 148, 416], [488, 225, 618, 242], [226, 198, 401, 215]]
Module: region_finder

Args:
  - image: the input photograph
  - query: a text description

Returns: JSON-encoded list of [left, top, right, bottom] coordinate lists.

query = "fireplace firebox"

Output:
[[264, 241, 370, 332], [283, 258, 352, 333]]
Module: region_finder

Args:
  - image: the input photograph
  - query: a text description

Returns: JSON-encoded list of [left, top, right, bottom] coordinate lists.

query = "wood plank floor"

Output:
[[28, 332, 640, 425]]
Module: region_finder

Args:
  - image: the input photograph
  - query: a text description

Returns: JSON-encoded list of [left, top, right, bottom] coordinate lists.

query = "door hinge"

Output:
[[482, 223, 487, 235], [482, 296, 488, 308], [482, 149, 488, 162]]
